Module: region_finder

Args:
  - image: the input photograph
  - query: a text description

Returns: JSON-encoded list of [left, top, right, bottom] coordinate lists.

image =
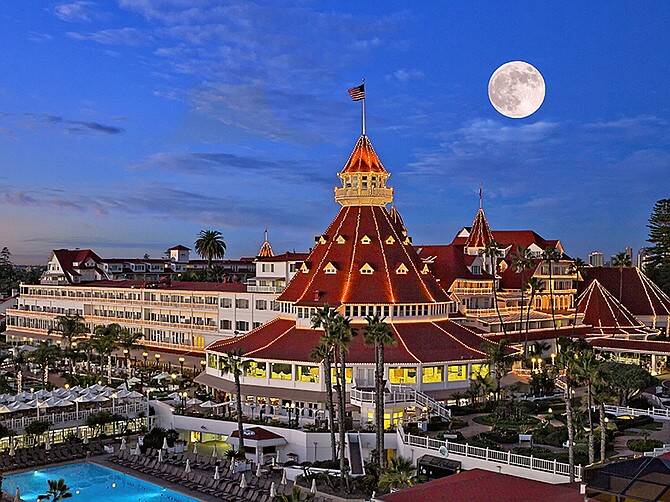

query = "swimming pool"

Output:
[[3, 462, 201, 502]]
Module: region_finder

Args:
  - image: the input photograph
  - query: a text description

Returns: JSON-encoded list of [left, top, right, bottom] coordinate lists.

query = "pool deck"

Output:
[[2, 455, 215, 502]]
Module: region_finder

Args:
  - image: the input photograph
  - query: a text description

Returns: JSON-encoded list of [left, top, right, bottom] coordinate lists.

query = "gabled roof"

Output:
[[277, 206, 450, 306], [580, 267, 670, 318], [52, 249, 103, 282], [340, 135, 387, 174], [415, 244, 493, 290], [452, 229, 561, 253], [256, 252, 308, 263], [464, 208, 493, 249], [167, 245, 191, 251], [208, 318, 497, 364], [577, 280, 651, 335]]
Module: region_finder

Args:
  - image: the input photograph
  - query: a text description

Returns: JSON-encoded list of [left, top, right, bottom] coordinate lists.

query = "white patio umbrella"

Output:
[[69, 385, 83, 393], [211, 445, 217, 458], [126, 391, 144, 399], [167, 392, 181, 400], [184, 459, 191, 473], [44, 397, 64, 407], [10, 402, 31, 411], [199, 400, 216, 408], [74, 394, 94, 403], [192, 443, 198, 455], [162, 437, 168, 450], [127, 377, 141, 385], [35, 389, 51, 399], [115, 390, 131, 399], [239, 474, 247, 489], [56, 399, 74, 407], [280, 469, 287, 485], [88, 395, 109, 403], [269, 482, 276, 498], [120, 438, 127, 451], [132, 443, 141, 456], [186, 398, 203, 406], [310, 478, 317, 494], [157, 449, 163, 462], [0, 405, 13, 413], [116, 382, 128, 390], [214, 465, 220, 480], [152, 372, 170, 381]]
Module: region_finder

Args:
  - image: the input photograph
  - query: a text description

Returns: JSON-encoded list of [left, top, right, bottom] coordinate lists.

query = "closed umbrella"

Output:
[[211, 445, 217, 458], [120, 438, 127, 451], [184, 459, 191, 473], [269, 482, 276, 498], [255, 463, 262, 477], [192, 443, 198, 455], [132, 443, 140, 455], [83, 434, 89, 445], [9, 443, 15, 457], [162, 437, 168, 450], [310, 478, 317, 494], [214, 465, 220, 480], [45, 435, 51, 451], [280, 469, 287, 485], [158, 449, 163, 462], [239, 474, 247, 489]]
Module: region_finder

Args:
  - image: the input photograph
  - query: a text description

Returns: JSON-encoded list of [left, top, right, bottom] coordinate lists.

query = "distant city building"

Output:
[[637, 246, 651, 270], [588, 251, 604, 267], [625, 246, 633, 263]]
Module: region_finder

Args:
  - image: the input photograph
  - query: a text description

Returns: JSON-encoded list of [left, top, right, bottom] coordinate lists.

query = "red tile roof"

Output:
[[577, 280, 652, 335], [487, 326, 593, 343], [340, 135, 387, 174], [580, 267, 670, 318], [208, 318, 495, 364], [278, 206, 450, 306], [256, 252, 309, 263], [379, 468, 587, 502], [589, 337, 670, 355], [415, 244, 493, 290], [52, 249, 103, 281], [167, 245, 191, 251], [230, 427, 284, 441], [464, 208, 493, 249]]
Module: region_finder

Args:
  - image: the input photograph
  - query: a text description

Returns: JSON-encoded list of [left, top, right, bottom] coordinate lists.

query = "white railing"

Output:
[[0, 402, 149, 431], [645, 444, 670, 457], [350, 385, 451, 421], [246, 285, 285, 293], [604, 404, 670, 420], [398, 424, 581, 480]]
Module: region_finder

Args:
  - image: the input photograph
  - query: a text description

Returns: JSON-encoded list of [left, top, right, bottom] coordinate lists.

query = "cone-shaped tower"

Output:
[[257, 229, 274, 258]]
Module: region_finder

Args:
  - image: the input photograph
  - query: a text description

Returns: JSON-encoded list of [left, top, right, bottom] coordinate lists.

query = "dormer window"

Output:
[[403, 236, 412, 245], [316, 235, 328, 244], [396, 263, 409, 275], [360, 263, 375, 275], [300, 263, 310, 274], [324, 262, 338, 275], [421, 264, 430, 275], [336, 235, 346, 244], [360, 235, 372, 245], [471, 265, 481, 275], [385, 236, 396, 245]]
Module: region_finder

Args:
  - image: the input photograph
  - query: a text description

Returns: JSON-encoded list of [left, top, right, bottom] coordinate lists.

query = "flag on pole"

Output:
[[348, 83, 365, 101]]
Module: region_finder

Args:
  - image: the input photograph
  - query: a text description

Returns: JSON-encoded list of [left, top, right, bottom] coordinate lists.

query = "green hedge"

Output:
[[627, 438, 664, 452]]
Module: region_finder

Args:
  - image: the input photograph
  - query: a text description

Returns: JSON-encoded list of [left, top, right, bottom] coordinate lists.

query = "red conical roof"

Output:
[[464, 208, 493, 249], [277, 205, 450, 306], [577, 279, 650, 335], [257, 230, 274, 258], [340, 135, 387, 174]]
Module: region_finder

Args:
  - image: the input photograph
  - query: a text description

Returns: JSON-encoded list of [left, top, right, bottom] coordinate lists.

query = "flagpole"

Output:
[[362, 97, 366, 136]]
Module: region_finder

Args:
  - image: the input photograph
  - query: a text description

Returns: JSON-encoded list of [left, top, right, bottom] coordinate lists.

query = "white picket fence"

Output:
[[604, 404, 670, 421], [397, 424, 582, 481]]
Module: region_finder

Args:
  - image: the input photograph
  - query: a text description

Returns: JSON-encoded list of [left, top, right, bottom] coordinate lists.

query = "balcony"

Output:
[[246, 285, 285, 294], [451, 287, 493, 296]]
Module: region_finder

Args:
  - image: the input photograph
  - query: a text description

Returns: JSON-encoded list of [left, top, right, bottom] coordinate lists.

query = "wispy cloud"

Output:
[[0, 113, 125, 135], [387, 68, 424, 82], [54, 1, 97, 23], [67, 27, 149, 45]]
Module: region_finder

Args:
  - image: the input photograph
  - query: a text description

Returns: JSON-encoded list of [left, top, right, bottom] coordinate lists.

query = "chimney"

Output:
[[313, 290, 320, 302]]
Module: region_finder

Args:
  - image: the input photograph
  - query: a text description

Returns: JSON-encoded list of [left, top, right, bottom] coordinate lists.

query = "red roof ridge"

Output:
[[372, 205, 397, 303], [245, 323, 295, 357], [390, 324, 421, 363], [431, 320, 489, 357], [464, 208, 494, 250]]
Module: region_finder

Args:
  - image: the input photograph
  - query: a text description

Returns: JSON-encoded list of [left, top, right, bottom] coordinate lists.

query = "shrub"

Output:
[[627, 438, 664, 452], [613, 415, 653, 431]]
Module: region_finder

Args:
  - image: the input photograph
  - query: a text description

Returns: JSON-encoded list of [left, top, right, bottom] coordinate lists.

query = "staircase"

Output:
[[346, 432, 365, 476], [350, 385, 451, 421]]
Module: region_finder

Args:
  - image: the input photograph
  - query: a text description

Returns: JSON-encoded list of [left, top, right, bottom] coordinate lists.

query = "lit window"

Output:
[[447, 364, 467, 381], [421, 264, 430, 275], [360, 263, 375, 275], [396, 263, 409, 275], [324, 262, 338, 274], [470, 364, 490, 379], [422, 365, 444, 383], [330, 367, 353, 384], [388, 367, 417, 384], [336, 235, 346, 244], [245, 361, 267, 378], [360, 235, 372, 245], [270, 363, 292, 380], [300, 262, 310, 273], [297, 365, 320, 383], [207, 354, 218, 369], [385, 236, 395, 245]]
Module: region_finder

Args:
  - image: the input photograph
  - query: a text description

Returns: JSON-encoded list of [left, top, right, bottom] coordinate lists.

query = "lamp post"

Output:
[[180, 391, 188, 413], [154, 353, 161, 369], [142, 352, 148, 367], [171, 373, 178, 390], [551, 353, 556, 366], [250, 403, 257, 420], [284, 403, 293, 427], [531, 357, 537, 373], [200, 360, 206, 373], [179, 357, 185, 376], [123, 349, 129, 376]]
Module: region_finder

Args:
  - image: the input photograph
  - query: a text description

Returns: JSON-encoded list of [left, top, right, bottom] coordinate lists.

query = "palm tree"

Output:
[[48, 314, 88, 375], [310, 306, 339, 463], [480, 240, 506, 337], [363, 314, 395, 467], [484, 339, 514, 401], [525, 277, 544, 337], [378, 456, 416, 492], [511, 246, 534, 356], [331, 314, 355, 487], [220, 348, 249, 453], [78, 340, 95, 376], [92, 324, 121, 384], [569, 258, 586, 334], [541, 247, 563, 332], [42, 478, 72, 501], [276, 486, 315, 502], [556, 338, 580, 482], [593, 372, 612, 463], [32, 343, 61, 386], [574, 346, 598, 464], [117, 329, 143, 376], [611, 251, 632, 300], [194, 230, 227, 270]]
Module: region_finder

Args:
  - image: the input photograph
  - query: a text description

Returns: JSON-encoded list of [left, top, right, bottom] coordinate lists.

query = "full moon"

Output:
[[488, 61, 545, 119]]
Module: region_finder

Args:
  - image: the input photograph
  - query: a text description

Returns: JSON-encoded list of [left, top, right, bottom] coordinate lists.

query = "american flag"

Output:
[[348, 83, 365, 101]]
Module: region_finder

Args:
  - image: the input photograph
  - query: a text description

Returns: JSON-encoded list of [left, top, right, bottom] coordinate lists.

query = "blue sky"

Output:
[[1, 1, 669, 264]]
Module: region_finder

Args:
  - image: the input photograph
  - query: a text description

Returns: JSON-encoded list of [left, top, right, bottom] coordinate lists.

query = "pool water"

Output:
[[3, 462, 201, 502]]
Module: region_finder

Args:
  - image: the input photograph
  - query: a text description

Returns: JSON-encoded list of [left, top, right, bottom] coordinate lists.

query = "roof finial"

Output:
[[479, 183, 484, 209], [264, 228, 268, 241]]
